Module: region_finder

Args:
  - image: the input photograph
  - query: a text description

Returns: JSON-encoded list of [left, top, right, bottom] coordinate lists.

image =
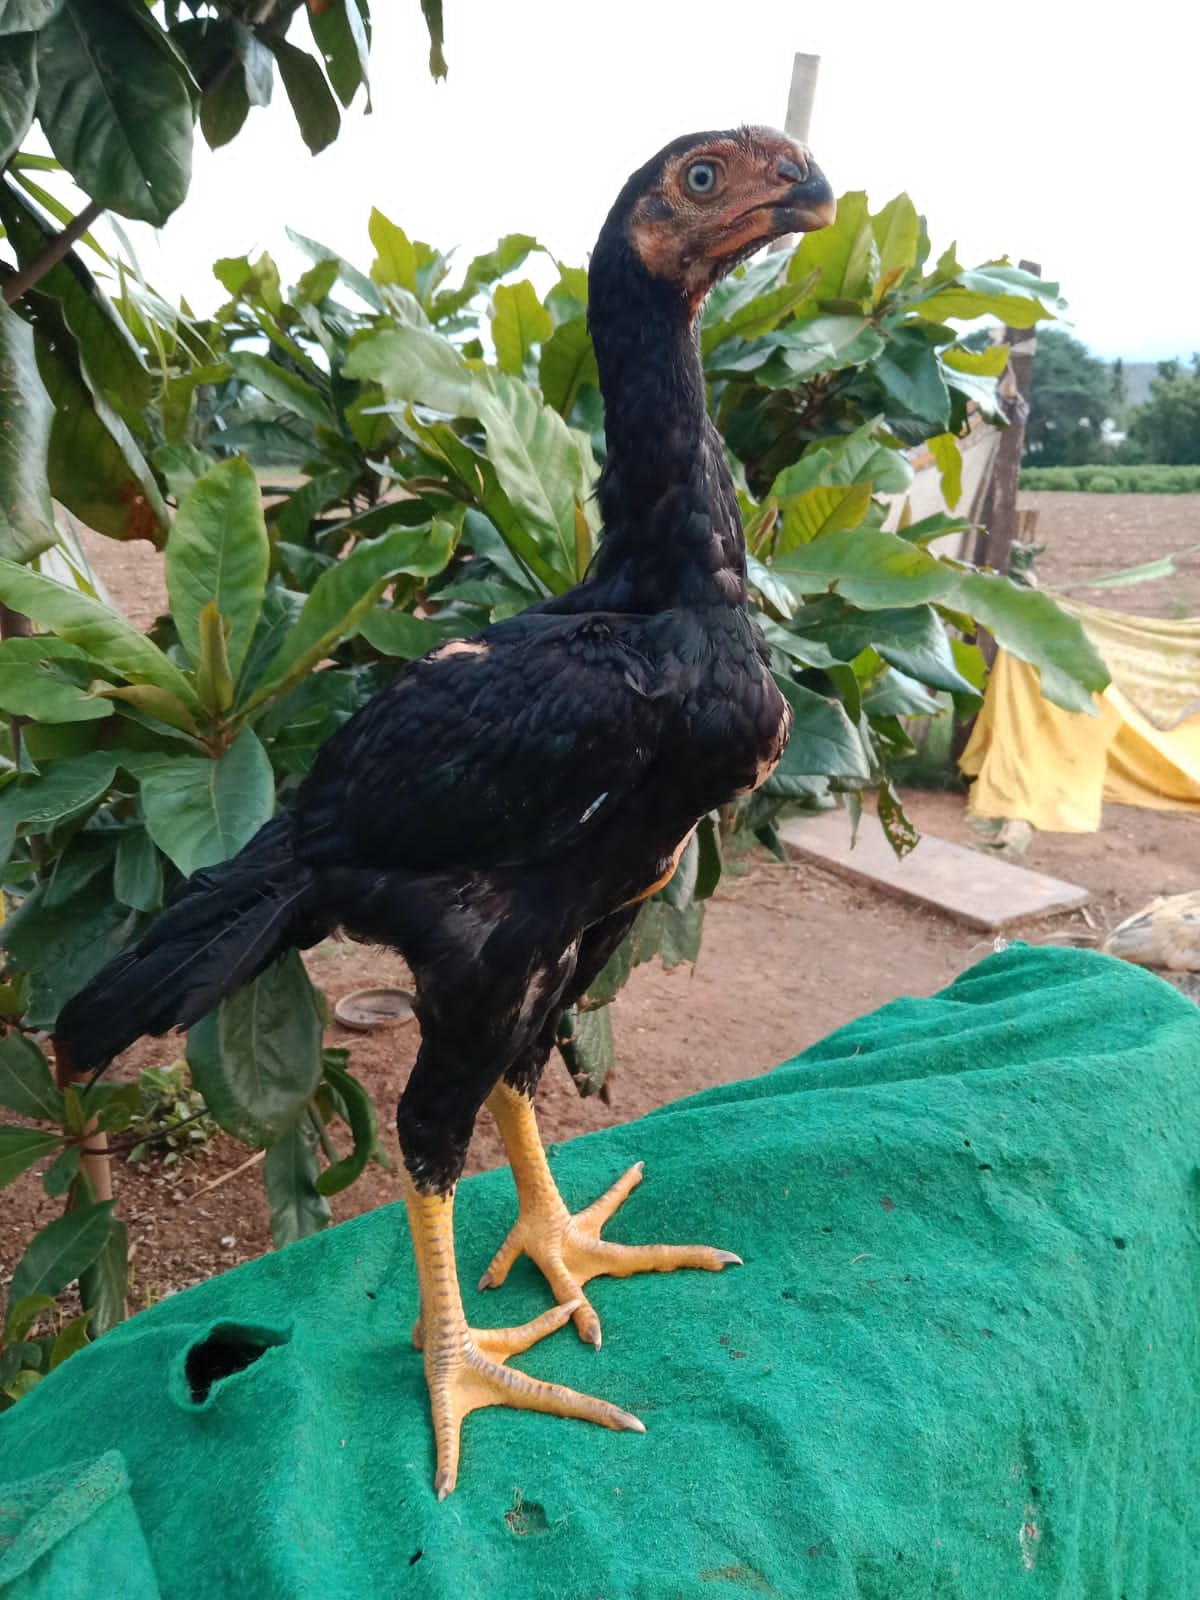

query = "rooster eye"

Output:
[[685, 161, 718, 196]]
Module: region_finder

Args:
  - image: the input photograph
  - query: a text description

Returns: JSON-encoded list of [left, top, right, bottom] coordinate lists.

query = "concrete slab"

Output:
[[779, 811, 1090, 931]]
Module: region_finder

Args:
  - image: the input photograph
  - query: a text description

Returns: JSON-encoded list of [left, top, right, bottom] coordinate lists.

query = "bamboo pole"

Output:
[[770, 53, 822, 255]]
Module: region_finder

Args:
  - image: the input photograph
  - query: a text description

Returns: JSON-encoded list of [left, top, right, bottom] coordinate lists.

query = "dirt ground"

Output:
[[1023, 489, 1200, 617], [2, 492, 1198, 1308]]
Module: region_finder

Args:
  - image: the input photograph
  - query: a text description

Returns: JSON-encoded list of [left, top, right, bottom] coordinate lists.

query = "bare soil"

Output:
[[1022, 489, 1200, 618], [3, 493, 1198, 1308]]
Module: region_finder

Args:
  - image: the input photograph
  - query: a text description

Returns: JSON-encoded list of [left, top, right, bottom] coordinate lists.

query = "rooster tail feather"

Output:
[[54, 815, 317, 1079]]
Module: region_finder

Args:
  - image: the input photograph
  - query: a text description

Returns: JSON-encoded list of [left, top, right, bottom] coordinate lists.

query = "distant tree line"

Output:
[[1023, 330, 1200, 467]]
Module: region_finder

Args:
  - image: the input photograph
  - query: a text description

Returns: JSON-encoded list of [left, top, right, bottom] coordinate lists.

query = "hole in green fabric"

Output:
[[182, 1323, 290, 1405], [504, 1491, 549, 1537]]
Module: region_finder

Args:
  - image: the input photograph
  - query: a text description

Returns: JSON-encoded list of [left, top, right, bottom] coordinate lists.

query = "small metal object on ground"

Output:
[[780, 812, 1090, 931], [334, 987, 416, 1031]]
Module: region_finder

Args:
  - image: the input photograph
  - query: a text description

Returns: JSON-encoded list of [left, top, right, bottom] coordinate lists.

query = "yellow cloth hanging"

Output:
[[959, 613, 1200, 833]]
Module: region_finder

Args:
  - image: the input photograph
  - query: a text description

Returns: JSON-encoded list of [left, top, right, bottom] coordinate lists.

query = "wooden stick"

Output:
[[769, 52, 822, 255], [185, 1147, 264, 1202]]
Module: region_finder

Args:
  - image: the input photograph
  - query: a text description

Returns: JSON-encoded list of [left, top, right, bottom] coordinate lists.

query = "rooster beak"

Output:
[[775, 154, 836, 233]]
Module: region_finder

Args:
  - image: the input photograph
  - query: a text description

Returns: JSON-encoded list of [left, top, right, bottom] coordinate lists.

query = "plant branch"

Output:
[[2, 198, 105, 305]]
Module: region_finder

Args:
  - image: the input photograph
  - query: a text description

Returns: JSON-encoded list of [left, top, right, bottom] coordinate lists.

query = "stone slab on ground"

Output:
[[780, 811, 1090, 930]]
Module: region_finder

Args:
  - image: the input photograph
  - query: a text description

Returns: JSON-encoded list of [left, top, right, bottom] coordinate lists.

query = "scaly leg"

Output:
[[479, 1081, 741, 1347], [401, 1171, 644, 1498]]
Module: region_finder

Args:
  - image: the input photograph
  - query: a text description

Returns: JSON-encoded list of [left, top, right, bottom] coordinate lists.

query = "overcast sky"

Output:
[[116, 0, 1191, 362]]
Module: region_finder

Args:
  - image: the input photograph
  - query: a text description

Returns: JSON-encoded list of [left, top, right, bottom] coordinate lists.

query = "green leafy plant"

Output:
[[0, 0, 444, 564], [125, 1060, 218, 1164], [0, 1029, 132, 1406]]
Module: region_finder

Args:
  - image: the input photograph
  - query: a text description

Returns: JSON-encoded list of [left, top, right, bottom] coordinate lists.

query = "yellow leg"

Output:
[[479, 1081, 741, 1348], [401, 1171, 643, 1499]]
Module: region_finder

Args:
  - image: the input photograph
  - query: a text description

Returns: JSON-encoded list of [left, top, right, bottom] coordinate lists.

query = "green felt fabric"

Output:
[[2, 944, 1199, 1600]]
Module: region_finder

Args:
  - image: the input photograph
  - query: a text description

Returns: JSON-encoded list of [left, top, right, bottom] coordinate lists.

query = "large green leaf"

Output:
[[4, 1292, 56, 1342], [773, 528, 954, 609], [245, 522, 456, 709], [256, 666, 361, 777], [2, 874, 144, 1028], [0, 560, 198, 707], [170, 16, 253, 150], [926, 432, 963, 510], [711, 315, 885, 388], [35, 0, 193, 224], [869, 327, 950, 434], [367, 207, 417, 292], [131, 728, 274, 877], [557, 1004, 614, 1098], [0, 1128, 61, 1187], [0, 298, 56, 563], [212, 419, 317, 469], [777, 482, 873, 553], [805, 603, 981, 697], [198, 53, 249, 148], [0, 749, 118, 867], [473, 371, 585, 582], [344, 324, 476, 415], [263, 1112, 331, 1246], [272, 38, 340, 155], [0, 1031, 65, 1121], [308, 0, 369, 108], [166, 457, 268, 683], [810, 424, 915, 494], [113, 823, 162, 912], [49, 1309, 93, 1366], [491, 280, 553, 375], [356, 607, 455, 660], [773, 675, 872, 781], [398, 414, 558, 593], [315, 1057, 378, 1196], [275, 467, 355, 545], [910, 265, 1061, 328], [234, 579, 304, 700], [287, 225, 384, 313], [418, 0, 446, 78], [28, 293, 168, 544], [701, 272, 819, 354], [228, 352, 333, 429], [862, 667, 941, 719], [0, 31, 36, 165], [788, 190, 871, 301], [77, 1215, 127, 1336], [0, 0, 65, 35], [954, 572, 1109, 713], [871, 194, 921, 281], [187, 951, 323, 1148], [660, 899, 704, 969], [9, 1200, 114, 1303], [0, 181, 149, 408], [432, 233, 540, 319], [538, 313, 597, 417]]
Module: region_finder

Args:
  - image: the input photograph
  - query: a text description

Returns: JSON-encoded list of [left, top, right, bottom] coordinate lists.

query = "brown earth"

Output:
[[1022, 489, 1200, 618], [2, 492, 1198, 1309]]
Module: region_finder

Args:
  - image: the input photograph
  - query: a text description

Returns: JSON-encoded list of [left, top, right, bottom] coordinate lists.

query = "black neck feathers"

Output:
[[585, 227, 746, 612]]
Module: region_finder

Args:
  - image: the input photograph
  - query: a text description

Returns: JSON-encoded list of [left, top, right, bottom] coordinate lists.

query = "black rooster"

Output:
[[55, 127, 835, 1496]]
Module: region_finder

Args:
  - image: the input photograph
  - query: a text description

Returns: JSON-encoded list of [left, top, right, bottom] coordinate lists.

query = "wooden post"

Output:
[[971, 259, 1041, 664], [783, 52, 821, 144], [770, 53, 822, 254]]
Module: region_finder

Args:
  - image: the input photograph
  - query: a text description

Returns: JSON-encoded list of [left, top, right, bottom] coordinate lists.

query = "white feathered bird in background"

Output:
[[1104, 891, 1200, 973]]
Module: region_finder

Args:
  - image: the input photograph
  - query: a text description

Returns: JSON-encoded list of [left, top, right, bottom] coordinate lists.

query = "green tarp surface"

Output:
[[2, 944, 1199, 1598]]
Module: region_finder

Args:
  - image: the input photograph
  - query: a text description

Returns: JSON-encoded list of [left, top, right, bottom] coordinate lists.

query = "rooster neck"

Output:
[[585, 243, 747, 614]]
